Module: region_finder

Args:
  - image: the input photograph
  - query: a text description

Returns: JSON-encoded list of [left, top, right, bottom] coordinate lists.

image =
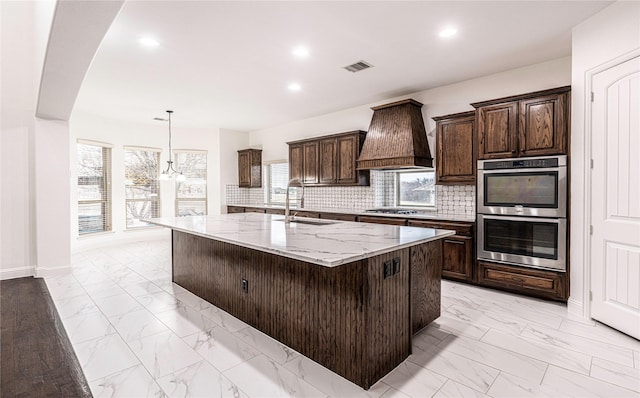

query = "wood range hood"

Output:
[[356, 99, 433, 170]]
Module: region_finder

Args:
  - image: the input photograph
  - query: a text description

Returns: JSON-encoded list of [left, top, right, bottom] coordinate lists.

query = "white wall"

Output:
[[1, 0, 56, 279], [69, 111, 249, 251], [570, 1, 640, 317], [249, 57, 572, 162]]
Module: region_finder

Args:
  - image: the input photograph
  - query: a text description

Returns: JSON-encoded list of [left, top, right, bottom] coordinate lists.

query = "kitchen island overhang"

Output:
[[146, 213, 455, 389]]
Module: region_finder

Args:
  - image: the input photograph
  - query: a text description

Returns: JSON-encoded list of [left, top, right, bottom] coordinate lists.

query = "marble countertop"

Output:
[[145, 213, 455, 267], [227, 203, 476, 223]]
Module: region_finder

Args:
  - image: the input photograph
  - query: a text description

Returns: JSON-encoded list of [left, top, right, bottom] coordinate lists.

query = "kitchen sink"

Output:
[[274, 218, 338, 226]]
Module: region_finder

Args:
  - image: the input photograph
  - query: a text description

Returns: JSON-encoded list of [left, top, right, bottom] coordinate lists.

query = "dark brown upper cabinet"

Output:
[[288, 131, 369, 186], [433, 110, 476, 185], [472, 86, 570, 160], [237, 149, 262, 188]]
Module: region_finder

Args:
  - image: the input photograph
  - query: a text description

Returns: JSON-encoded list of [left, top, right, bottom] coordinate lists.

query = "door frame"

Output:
[[581, 48, 640, 320]]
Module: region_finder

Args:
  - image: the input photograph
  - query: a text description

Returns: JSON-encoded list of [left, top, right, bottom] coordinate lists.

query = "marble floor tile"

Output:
[[432, 379, 491, 398], [83, 280, 127, 300], [380, 360, 447, 398], [428, 315, 490, 340], [487, 372, 566, 398], [409, 345, 499, 393], [135, 290, 186, 314], [559, 319, 640, 352], [200, 306, 251, 332], [438, 334, 548, 383], [44, 275, 87, 300], [128, 330, 202, 379], [183, 325, 261, 372], [89, 364, 166, 398], [542, 365, 640, 398], [60, 311, 116, 344], [52, 293, 100, 319], [93, 293, 144, 318], [175, 291, 214, 311], [284, 354, 390, 398], [155, 305, 218, 337], [235, 326, 300, 365], [109, 308, 170, 342], [443, 304, 526, 335], [480, 328, 592, 375], [224, 355, 327, 398], [156, 360, 249, 398], [521, 324, 635, 367], [121, 280, 163, 297], [73, 333, 141, 382], [55, 240, 640, 398], [590, 357, 640, 393]]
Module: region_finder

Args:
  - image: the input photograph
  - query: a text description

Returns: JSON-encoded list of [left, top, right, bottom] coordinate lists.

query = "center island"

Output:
[[146, 213, 455, 389]]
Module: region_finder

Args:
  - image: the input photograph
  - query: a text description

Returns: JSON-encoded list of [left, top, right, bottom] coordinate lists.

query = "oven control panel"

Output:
[[480, 155, 566, 170]]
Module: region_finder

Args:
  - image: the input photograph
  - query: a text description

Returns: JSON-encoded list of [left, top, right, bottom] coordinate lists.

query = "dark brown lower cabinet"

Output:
[[265, 208, 285, 215], [408, 220, 475, 282], [244, 207, 266, 213], [227, 206, 245, 213], [476, 261, 567, 301], [358, 216, 407, 226], [320, 212, 358, 222]]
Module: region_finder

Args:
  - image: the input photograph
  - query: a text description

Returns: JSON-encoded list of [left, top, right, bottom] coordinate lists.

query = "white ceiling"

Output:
[[73, 1, 611, 131]]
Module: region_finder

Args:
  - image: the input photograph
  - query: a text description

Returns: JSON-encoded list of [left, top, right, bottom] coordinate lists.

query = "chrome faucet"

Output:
[[285, 178, 304, 223]]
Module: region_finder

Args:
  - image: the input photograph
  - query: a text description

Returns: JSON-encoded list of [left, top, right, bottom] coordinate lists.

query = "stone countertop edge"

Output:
[[227, 203, 476, 223], [144, 213, 456, 268]]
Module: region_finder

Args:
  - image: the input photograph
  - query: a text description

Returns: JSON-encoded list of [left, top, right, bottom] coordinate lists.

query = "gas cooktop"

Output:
[[365, 208, 418, 215]]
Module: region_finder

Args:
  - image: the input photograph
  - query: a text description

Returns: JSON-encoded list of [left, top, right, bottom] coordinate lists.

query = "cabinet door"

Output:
[[518, 93, 568, 156], [477, 102, 518, 159], [238, 151, 250, 187], [289, 144, 303, 181], [442, 236, 473, 282], [302, 142, 319, 184], [336, 134, 358, 184], [436, 113, 476, 184], [249, 150, 262, 188], [318, 138, 337, 184]]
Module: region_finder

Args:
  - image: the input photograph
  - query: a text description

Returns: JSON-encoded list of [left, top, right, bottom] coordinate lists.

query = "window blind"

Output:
[[174, 151, 207, 216], [267, 162, 289, 205], [77, 142, 112, 235], [124, 147, 161, 228]]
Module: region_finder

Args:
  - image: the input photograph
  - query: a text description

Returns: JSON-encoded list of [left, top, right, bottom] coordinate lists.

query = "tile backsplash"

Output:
[[226, 170, 475, 217]]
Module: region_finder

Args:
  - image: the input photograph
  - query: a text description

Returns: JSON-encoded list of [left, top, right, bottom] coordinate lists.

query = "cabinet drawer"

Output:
[[320, 212, 357, 222], [407, 220, 473, 236], [358, 216, 407, 226], [266, 208, 285, 215], [245, 207, 266, 213], [227, 206, 245, 213], [293, 211, 320, 218], [477, 261, 567, 301]]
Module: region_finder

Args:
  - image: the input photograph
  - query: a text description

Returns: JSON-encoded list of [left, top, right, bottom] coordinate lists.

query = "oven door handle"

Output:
[[478, 214, 565, 223]]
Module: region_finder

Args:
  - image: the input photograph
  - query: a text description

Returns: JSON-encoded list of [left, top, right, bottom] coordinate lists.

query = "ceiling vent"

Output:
[[343, 60, 373, 73]]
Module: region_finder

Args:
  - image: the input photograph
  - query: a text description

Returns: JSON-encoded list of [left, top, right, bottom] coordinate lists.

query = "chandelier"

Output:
[[157, 110, 185, 181]]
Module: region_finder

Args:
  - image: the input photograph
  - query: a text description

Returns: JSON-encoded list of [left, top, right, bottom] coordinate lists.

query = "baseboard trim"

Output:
[[0, 266, 35, 280], [35, 265, 72, 278], [567, 297, 587, 319]]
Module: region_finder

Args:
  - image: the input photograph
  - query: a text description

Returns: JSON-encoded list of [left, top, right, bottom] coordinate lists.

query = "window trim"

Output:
[[77, 141, 112, 236], [124, 146, 161, 229], [395, 169, 437, 208], [174, 150, 208, 217]]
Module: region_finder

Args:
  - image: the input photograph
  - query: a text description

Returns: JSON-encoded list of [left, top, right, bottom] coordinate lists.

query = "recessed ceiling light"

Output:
[[292, 46, 310, 58], [288, 82, 302, 91], [139, 37, 160, 47], [439, 27, 457, 38]]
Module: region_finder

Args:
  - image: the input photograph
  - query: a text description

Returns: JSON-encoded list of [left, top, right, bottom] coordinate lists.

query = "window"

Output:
[[77, 141, 112, 235], [174, 150, 207, 216], [266, 162, 289, 205], [124, 146, 161, 228], [396, 170, 436, 207]]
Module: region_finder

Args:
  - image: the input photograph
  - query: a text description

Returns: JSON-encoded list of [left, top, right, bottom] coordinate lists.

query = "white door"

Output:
[[590, 54, 640, 339]]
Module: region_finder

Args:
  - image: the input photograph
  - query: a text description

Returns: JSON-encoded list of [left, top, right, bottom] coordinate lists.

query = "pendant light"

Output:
[[158, 110, 186, 181]]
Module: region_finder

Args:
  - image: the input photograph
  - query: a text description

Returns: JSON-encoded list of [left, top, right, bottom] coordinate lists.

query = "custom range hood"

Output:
[[356, 99, 433, 170]]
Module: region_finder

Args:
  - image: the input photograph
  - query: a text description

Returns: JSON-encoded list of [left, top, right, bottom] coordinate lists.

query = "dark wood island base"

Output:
[[171, 230, 442, 389]]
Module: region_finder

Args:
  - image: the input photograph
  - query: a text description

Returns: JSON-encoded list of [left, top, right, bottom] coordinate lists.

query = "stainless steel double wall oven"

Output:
[[477, 155, 567, 272]]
